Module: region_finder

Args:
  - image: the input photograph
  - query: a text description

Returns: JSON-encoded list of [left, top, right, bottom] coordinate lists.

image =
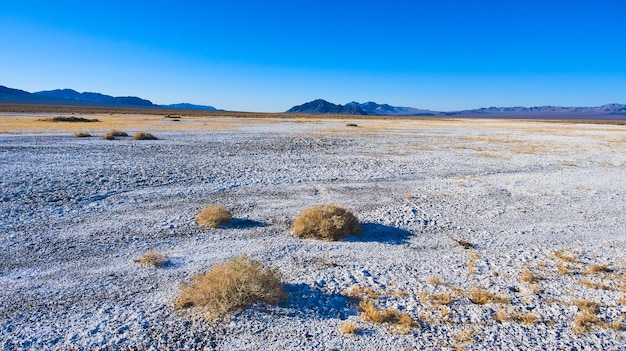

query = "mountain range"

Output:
[[0, 85, 218, 111], [2, 85, 625, 118], [286, 99, 626, 119]]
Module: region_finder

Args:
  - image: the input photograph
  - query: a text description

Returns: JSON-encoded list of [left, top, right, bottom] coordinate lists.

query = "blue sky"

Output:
[[1, 1, 625, 112]]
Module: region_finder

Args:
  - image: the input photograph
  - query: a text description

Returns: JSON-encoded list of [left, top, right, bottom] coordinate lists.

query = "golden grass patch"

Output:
[[345, 284, 381, 300], [196, 205, 232, 228], [132, 132, 158, 140], [338, 321, 359, 335], [134, 250, 168, 268], [358, 298, 416, 334], [429, 292, 455, 305], [426, 276, 446, 286], [175, 255, 286, 320], [467, 287, 510, 305], [74, 131, 91, 137], [580, 278, 612, 290], [585, 263, 613, 274], [292, 204, 360, 241]]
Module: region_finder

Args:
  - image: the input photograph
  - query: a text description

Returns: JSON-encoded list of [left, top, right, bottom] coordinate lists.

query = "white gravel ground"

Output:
[[1, 117, 625, 350]]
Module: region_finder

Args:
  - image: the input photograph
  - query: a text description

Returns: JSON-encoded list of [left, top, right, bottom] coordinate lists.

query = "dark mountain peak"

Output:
[[286, 99, 367, 115], [0, 85, 31, 97]]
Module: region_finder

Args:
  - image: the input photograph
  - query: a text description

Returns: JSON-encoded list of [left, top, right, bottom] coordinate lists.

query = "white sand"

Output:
[[1, 117, 625, 350]]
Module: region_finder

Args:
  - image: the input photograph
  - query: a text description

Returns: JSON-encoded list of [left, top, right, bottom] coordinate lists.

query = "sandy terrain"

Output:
[[1, 114, 625, 350]]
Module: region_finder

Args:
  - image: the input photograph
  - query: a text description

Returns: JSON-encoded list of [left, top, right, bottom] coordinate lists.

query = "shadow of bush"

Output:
[[345, 223, 412, 245], [276, 283, 355, 320]]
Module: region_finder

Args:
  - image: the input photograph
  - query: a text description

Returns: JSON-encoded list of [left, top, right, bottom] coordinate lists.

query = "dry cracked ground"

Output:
[[1, 115, 625, 350]]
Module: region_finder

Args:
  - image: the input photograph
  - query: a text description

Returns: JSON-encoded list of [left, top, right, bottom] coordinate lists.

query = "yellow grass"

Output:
[[196, 205, 232, 228], [345, 284, 381, 300], [134, 250, 168, 268], [175, 255, 286, 320], [467, 287, 510, 305], [426, 276, 446, 286], [292, 204, 360, 241], [358, 298, 415, 334], [429, 292, 455, 305], [338, 321, 359, 335]]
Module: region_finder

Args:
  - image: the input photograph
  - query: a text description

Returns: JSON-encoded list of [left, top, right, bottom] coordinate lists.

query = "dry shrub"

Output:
[[134, 250, 168, 268], [580, 278, 612, 290], [338, 321, 359, 335], [430, 292, 454, 305], [467, 287, 510, 305], [520, 265, 542, 283], [102, 130, 128, 140], [46, 116, 99, 122], [346, 123, 358, 127], [196, 205, 232, 228], [358, 299, 415, 334], [132, 132, 158, 140], [426, 276, 445, 286], [585, 264, 613, 274], [554, 249, 580, 263], [74, 131, 91, 137], [292, 204, 360, 241], [345, 284, 381, 299], [175, 255, 286, 319], [571, 300, 607, 334]]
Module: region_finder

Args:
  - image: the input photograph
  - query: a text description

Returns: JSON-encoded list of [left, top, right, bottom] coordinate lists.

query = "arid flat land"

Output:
[[1, 112, 625, 350]]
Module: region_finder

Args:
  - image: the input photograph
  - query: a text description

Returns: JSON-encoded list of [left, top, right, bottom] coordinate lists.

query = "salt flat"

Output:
[[1, 115, 625, 350]]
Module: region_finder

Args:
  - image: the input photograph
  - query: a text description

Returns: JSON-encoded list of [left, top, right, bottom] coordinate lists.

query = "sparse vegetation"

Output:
[[134, 250, 168, 268], [43, 116, 99, 122], [467, 287, 510, 305], [338, 321, 359, 335], [345, 284, 381, 300], [585, 263, 613, 274], [570, 299, 608, 334], [358, 298, 415, 334], [426, 276, 446, 286], [175, 255, 286, 320], [132, 132, 158, 140], [430, 292, 455, 305], [74, 131, 91, 137], [196, 205, 232, 228], [292, 204, 360, 241], [102, 130, 128, 140]]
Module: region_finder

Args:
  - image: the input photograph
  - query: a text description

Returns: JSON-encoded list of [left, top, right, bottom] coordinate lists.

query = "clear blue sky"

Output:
[[1, 1, 625, 112]]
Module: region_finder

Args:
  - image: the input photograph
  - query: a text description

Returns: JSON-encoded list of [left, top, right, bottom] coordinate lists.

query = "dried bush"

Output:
[[292, 204, 360, 241], [134, 250, 168, 268], [358, 298, 415, 334], [74, 131, 91, 137], [132, 132, 158, 140], [175, 255, 287, 319], [467, 287, 510, 305], [102, 130, 128, 140], [44, 116, 99, 122], [338, 321, 359, 335], [196, 205, 232, 228]]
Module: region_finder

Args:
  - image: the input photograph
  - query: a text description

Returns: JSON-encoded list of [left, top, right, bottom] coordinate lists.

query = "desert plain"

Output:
[[1, 112, 625, 350]]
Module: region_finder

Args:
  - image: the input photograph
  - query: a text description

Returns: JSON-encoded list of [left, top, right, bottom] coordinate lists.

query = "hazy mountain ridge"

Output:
[[288, 99, 626, 118], [0, 85, 218, 110]]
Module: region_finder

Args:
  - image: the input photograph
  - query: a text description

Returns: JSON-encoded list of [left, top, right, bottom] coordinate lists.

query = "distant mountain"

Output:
[[34, 89, 154, 107], [286, 99, 368, 115], [287, 99, 626, 119], [345, 101, 440, 116], [0, 85, 220, 110], [162, 103, 218, 111], [445, 104, 626, 117]]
